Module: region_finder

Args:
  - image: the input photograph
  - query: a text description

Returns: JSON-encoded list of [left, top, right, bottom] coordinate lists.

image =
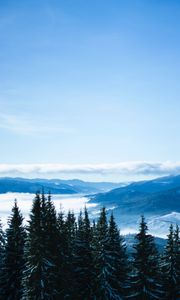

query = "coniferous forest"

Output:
[[0, 193, 179, 300]]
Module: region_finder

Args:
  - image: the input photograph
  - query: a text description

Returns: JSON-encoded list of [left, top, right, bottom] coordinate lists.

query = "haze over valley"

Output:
[[0, 174, 179, 238]]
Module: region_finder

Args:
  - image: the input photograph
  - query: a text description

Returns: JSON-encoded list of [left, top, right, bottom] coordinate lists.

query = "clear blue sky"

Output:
[[0, 0, 180, 180]]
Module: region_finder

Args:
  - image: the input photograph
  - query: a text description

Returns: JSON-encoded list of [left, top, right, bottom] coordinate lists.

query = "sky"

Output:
[[0, 0, 180, 181]]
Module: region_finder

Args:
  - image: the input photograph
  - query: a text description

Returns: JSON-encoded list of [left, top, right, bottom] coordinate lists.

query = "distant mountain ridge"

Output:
[[89, 174, 180, 214], [0, 177, 124, 195], [124, 234, 167, 254], [88, 174, 180, 237]]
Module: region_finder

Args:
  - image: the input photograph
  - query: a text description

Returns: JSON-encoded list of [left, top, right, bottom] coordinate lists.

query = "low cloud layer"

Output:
[[0, 161, 180, 179]]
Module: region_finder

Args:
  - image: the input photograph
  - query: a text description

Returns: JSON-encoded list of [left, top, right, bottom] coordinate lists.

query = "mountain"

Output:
[[147, 212, 180, 237], [0, 177, 124, 195], [0, 178, 77, 194], [53, 179, 127, 192], [88, 175, 180, 237], [90, 185, 180, 215], [89, 174, 180, 213], [124, 234, 167, 254]]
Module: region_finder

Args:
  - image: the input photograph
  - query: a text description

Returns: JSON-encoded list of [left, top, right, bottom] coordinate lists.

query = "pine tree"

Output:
[[0, 219, 5, 298], [61, 210, 77, 299], [162, 224, 180, 299], [22, 193, 48, 299], [42, 192, 61, 299], [130, 216, 163, 299], [174, 225, 180, 298], [23, 192, 63, 299], [3, 200, 26, 300], [73, 208, 95, 300], [94, 207, 122, 300], [107, 214, 129, 298], [56, 209, 68, 299]]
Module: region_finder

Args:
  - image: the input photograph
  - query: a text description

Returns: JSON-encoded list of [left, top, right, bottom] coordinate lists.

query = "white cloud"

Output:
[[0, 113, 72, 135], [0, 161, 180, 178]]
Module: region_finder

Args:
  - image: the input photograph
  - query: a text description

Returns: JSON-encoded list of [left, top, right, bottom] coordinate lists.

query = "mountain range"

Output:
[[0, 175, 180, 237], [89, 174, 180, 213], [88, 174, 180, 237], [0, 177, 124, 195]]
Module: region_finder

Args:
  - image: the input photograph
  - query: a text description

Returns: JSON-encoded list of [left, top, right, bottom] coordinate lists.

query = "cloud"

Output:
[[0, 114, 72, 136], [0, 161, 180, 178]]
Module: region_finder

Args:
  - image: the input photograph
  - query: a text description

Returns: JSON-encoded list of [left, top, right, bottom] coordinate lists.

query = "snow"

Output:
[[147, 212, 180, 238]]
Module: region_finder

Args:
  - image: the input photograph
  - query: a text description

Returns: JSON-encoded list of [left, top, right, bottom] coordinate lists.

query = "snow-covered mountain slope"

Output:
[[0, 177, 125, 194], [147, 212, 180, 238], [87, 174, 180, 237]]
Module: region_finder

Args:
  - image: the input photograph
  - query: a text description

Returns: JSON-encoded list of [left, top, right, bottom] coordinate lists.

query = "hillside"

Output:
[[0, 177, 124, 195], [88, 174, 180, 237]]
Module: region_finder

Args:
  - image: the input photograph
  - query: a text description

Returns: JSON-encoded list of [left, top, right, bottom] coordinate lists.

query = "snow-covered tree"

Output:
[[73, 208, 95, 300], [162, 224, 180, 299], [56, 209, 68, 298], [3, 200, 26, 300], [61, 210, 77, 299], [130, 216, 163, 300], [174, 225, 180, 298], [94, 207, 122, 300], [0, 219, 5, 299], [107, 214, 128, 299], [22, 193, 53, 299], [42, 193, 60, 299]]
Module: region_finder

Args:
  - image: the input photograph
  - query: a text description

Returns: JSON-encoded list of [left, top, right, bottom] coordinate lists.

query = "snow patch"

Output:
[[147, 212, 180, 238]]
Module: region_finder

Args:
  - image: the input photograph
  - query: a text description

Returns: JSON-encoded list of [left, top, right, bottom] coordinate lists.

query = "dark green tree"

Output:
[[42, 193, 61, 299], [174, 225, 180, 298], [94, 207, 122, 300], [56, 209, 68, 298], [0, 219, 5, 298], [22, 193, 49, 299], [130, 216, 163, 299], [23, 192, 62, 299], [107, 214, 129, 298], [61, 210, 77, 299], [162, 224, 180, 299], [3, 200, 26, 300], [73, 208, 95, 300]]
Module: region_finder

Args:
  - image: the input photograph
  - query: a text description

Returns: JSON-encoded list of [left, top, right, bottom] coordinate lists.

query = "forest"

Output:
[[0, 192, 179, 300]]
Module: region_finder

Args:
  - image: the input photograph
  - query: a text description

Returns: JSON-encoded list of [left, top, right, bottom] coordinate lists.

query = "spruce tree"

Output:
[[61, 210, 77, 299], [174, 225, 180, 298], [43, 193, 60, 299], [22, 193, 48, 299], [94, 207, 122, 300], [23, 192, 62, 299], [39, 192, 61, 299], [0, 219, 5, 299], [73, 208, 95, 300], [3, 200, 26, 300], [56, 209, 68, 299], [162, 224, 180, 299], [107, 214, 128, 298], [130, 216, 163, 299]]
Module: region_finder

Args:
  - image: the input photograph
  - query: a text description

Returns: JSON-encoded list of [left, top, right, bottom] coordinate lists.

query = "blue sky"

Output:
[[0, 0, 180, 181]]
